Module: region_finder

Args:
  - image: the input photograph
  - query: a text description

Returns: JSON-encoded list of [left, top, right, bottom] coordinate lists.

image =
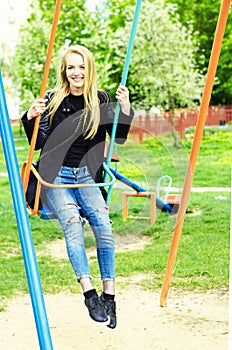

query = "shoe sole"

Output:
[[88, 315, 109, 326]]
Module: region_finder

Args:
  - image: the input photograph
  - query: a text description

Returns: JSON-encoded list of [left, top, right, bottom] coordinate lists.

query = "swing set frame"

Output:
[[0, 0, 231, 348]]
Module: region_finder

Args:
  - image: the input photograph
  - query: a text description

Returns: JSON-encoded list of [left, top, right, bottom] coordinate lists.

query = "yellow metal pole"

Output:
[[160, 0, 231, 307]]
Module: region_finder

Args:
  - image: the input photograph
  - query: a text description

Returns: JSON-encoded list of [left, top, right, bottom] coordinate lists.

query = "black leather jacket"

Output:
[[21, 90, 134, 189]]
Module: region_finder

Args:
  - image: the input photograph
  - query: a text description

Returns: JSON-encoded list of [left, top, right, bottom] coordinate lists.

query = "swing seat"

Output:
[[21, 161, 115, 219], [39, 206, 56, 220]]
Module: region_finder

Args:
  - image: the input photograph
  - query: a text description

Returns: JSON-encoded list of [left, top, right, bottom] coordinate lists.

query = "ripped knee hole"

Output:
[[61, 204, 81, 225]]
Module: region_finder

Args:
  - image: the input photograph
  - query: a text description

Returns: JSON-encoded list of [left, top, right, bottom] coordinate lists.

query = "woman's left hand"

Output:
[[116, 85, 131, 115]]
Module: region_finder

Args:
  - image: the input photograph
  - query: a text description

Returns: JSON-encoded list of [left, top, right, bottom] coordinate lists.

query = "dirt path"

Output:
[[0, 233, 230, 350], [0, 286, 229, 350], [0, 236, 229, 350]]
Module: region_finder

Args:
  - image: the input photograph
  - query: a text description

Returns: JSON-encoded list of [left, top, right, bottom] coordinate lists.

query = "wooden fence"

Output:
[[129, 105, 232, 142]]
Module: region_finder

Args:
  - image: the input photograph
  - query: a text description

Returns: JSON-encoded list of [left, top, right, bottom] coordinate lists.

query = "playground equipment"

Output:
[[109, 169, 179, 225], [122, 191, 156, 224], [21, 0, 142, 218], [0, 73, 54, 349], [1, 0, 230, 349], [157, 175, 181, 214], [21, 160, 116, 219], [109, 168, 174, 213], [160, 0, 231, 307]]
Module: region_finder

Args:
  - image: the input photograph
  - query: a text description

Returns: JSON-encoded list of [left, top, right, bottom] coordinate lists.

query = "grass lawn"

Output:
[[0, 125, 231, 310]]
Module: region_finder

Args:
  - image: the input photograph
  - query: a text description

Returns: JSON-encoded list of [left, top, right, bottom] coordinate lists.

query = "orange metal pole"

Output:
[[23, 0, 62, 191], [160, 0, 231, 307]]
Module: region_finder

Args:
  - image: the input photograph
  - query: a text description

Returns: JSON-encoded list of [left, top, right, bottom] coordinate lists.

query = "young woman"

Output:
[[21, 45, 134, 329]]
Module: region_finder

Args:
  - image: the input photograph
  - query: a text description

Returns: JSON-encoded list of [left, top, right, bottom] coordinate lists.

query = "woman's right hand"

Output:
[[27, 98, 47, 120]]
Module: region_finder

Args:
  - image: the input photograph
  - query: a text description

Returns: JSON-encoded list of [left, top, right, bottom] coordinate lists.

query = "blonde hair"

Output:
[[48, 45, 100, 139]]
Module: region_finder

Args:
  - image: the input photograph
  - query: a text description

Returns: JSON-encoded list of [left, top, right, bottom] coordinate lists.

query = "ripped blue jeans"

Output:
[[43, 166, 115, 281]]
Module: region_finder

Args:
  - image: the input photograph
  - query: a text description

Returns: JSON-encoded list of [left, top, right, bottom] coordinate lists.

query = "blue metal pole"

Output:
[[110, 167, 147, 193], [104, 0, 142, 204], [0, 72, 54, 350], [109, 167, 173, 213]]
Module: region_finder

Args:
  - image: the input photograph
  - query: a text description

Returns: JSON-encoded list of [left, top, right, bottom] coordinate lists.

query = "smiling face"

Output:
[[66, 52, 85, 95]]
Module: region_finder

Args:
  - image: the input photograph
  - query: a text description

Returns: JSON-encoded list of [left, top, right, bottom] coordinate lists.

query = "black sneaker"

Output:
[[85, 294, 108, 323], [100, 293, 117, 329]]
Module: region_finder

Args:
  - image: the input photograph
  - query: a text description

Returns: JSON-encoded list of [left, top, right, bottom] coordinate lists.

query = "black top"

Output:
[[68, 93, 84, 110], [21, 90, 134, 188], [62, 94, 90, 167]]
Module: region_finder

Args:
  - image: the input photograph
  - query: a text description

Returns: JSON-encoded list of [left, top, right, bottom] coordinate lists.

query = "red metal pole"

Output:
[[160, 0, 231, 307]]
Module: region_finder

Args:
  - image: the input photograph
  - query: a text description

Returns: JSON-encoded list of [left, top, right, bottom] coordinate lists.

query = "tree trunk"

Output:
[[170, 97, 180, 148]]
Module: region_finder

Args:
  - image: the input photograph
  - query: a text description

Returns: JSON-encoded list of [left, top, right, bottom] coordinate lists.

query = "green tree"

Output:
[[165, 0, 232, 104], [101, 0, 136, 31], [12, 2, 51, 110], [128, 1, 204, 146], [215, 31, 232, 103], [88, 1, 203, 146], [128, 2, 203, 108], [11, 0, 204, 128], [37, 0, 91, 47], [11, 0, 90, 111], [84, 15, 131, 95]]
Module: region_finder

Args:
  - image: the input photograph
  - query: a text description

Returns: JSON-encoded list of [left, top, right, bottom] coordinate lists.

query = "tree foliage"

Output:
[[127, 1, 204, 110], [86, 0, 204, 111], [101, 0, 136, 31], [11, 0, 90, 111], [37, 0, 91, 47], [165, 0, 232, 104], [11, 0, 203, 114]]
